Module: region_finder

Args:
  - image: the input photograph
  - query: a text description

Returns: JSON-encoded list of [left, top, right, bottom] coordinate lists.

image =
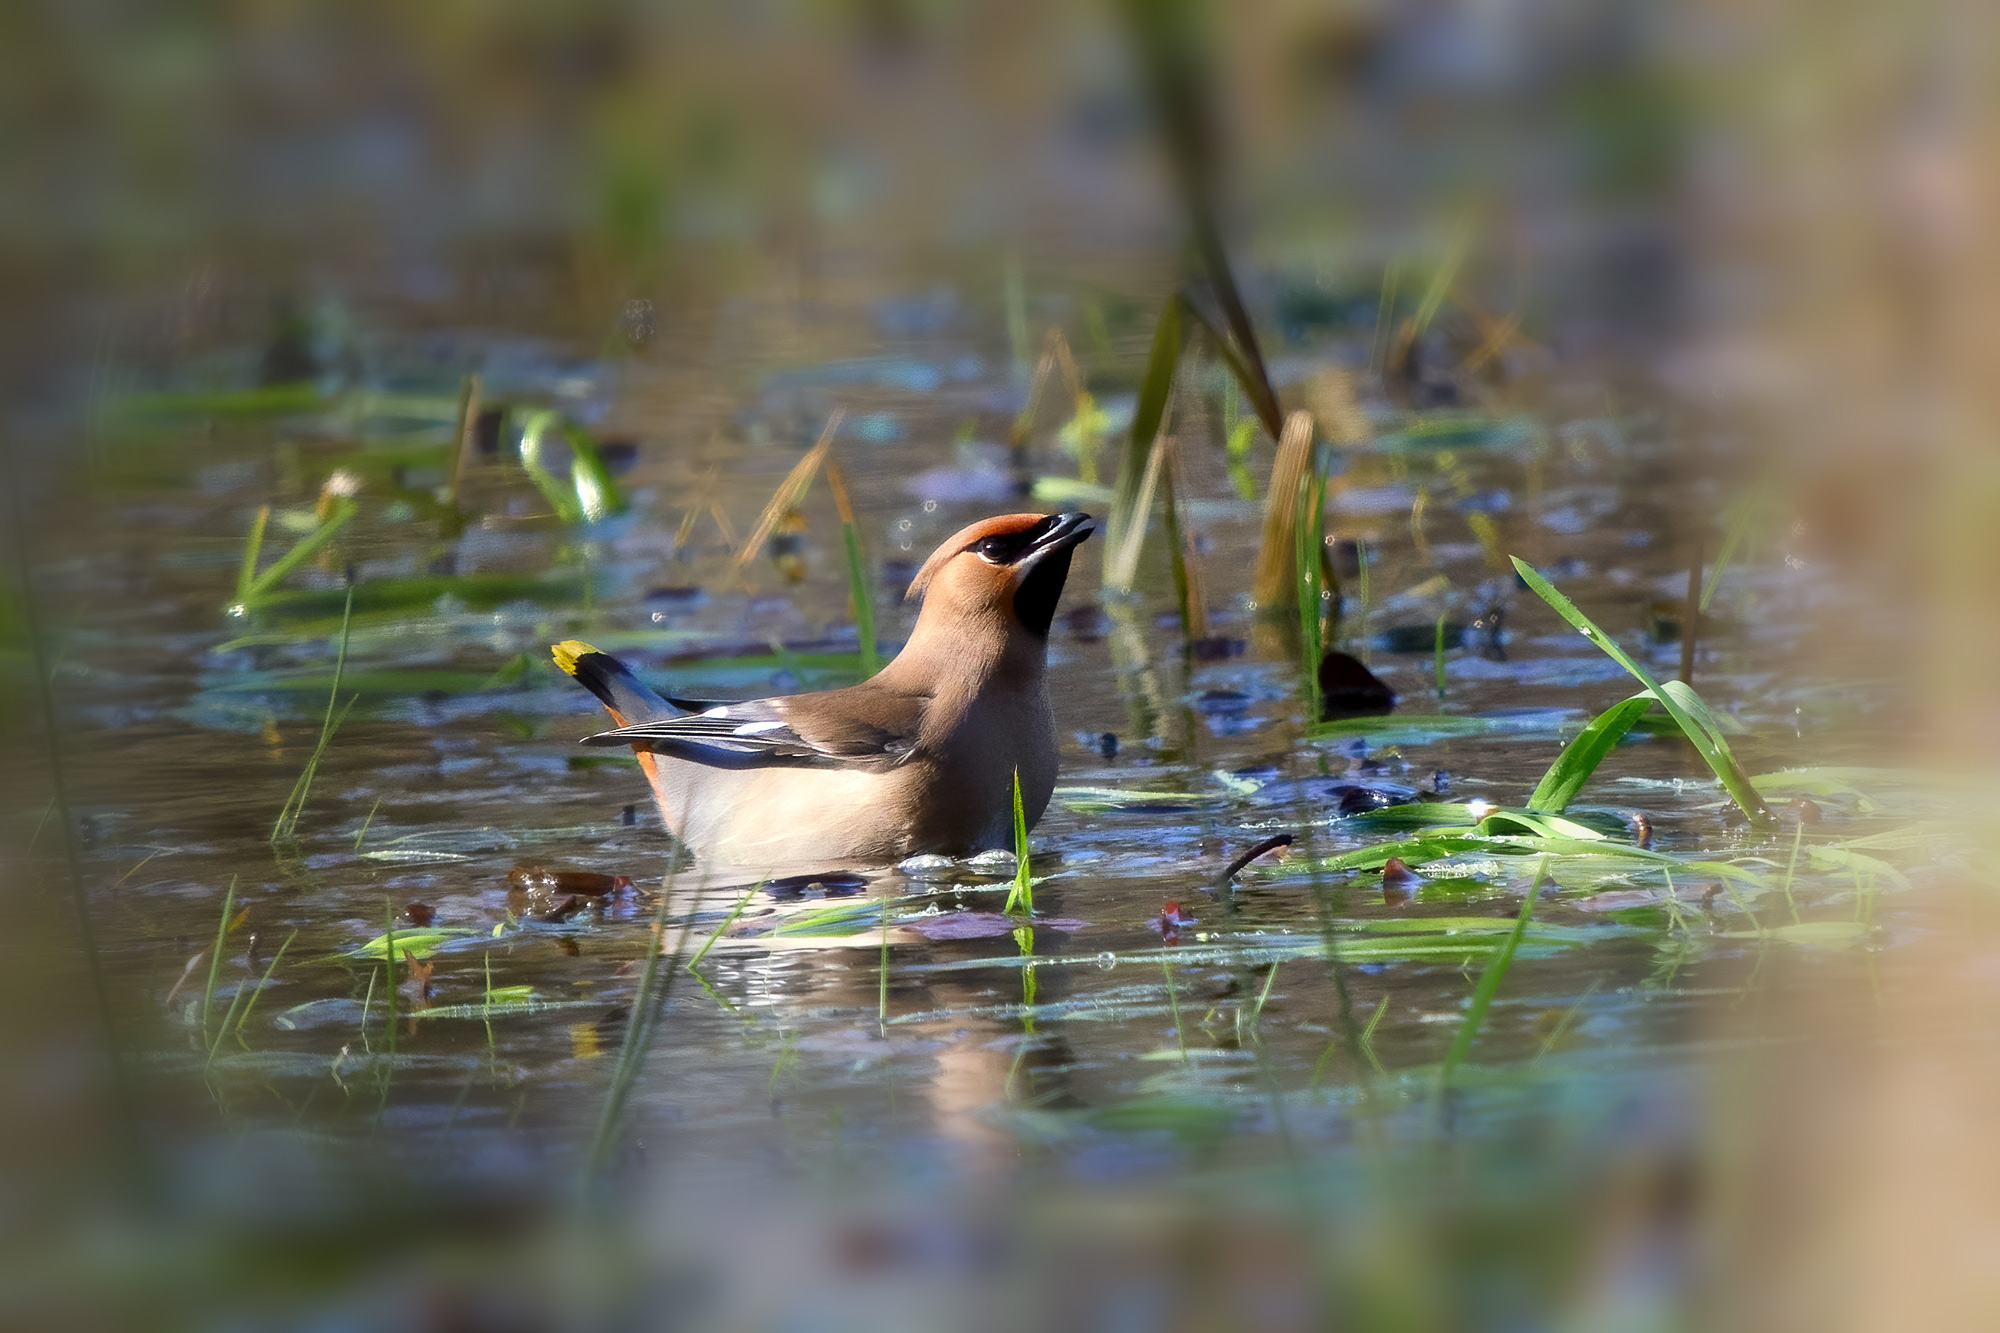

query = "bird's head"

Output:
[[905, 511, 1094, 641]]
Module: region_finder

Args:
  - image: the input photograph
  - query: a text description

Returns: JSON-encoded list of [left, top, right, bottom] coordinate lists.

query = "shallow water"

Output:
[[22, 260, 1953, 1326]]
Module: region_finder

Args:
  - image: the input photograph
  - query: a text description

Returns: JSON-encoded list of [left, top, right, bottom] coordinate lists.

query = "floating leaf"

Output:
[[344, 928, 480, 960], [1051, 786, 1227, 813]]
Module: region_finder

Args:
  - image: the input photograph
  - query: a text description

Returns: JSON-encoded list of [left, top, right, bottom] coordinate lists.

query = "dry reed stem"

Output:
[[1253, 410, 1318, 610], [726, 410, 842, 585], [824, 456, 857, 526], [1105, 424, 1172, 592], [1009, 327, 1089, 455], [446, 373, 481, 507]]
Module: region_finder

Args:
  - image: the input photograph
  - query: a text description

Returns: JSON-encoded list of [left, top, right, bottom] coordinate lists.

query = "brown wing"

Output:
[[580, 683, 927, 772]]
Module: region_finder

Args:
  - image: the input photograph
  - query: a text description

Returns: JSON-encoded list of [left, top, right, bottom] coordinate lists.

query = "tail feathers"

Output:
[[551, 640, 682, 729]]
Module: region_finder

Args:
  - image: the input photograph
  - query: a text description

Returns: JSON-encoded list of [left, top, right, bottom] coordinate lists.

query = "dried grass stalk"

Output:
[[1253, 410, 1319, 611]]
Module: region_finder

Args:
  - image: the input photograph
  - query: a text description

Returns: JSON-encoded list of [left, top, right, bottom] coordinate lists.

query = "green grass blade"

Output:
[[116, 382, 328, 419], [1349, 994, 1390, 1078], [1474, 809, 1608, 840], [585, 869, 694, 1189], [239, 498, 356, 607], [1370, 258, 1402, 378], [353, 795, 383, 851], [271, 586, 356, 842], [1437, 858, 1546, 1092], [1700, 483, 1765, 612], [1510, 557, 1773, 826], [446, 373, 480, 509], [823, 459, 878, 675], [1434, 611, 1448, 700], [559, 420, 627, 522], [1224, 416, 1258, 499], [199, 876, 239, 1042], [1293, 466, 1328, 723], [1158, 438, 1206, 639], [234, 505, 269, 605], [1117, 0, 1282, 438], [685, 888, 758, 972], [230, 928, 296, 1041], [1658, 679, 1747, 764], [516, 409, 583, 523], [1178, 298, 1279, 441], [1526, 693, 1656, 814], [381, 901, 397, 1068], [1162, 961, 1187, 1063], [1410, 209, 1476, 342], [841, 521, 879, 676], [1003, 769, 1034, 916]]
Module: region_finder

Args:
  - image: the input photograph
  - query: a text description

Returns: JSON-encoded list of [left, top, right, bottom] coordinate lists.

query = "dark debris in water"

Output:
[[1194, 689, 1252, 716], [764, 872, 869, 901], [507, 865, 634, 898], [1319, 651, 1396, 717]]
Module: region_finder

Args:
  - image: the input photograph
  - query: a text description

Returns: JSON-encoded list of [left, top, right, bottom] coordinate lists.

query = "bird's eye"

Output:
[[974, 536, 1011, 562]]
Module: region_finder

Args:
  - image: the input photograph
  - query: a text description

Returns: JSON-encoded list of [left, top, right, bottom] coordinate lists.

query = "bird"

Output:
[[552, 511, 1094, 877]]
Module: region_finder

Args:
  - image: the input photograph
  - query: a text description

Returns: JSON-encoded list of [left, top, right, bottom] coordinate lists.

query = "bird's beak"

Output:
[[1015, 511, 1094, 571]]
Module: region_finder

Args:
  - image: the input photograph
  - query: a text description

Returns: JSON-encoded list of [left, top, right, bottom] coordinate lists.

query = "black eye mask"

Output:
[[971, 515, 1061, 565]]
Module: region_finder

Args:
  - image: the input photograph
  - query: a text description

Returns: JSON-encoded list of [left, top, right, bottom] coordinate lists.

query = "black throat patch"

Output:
[[1013, 546, 1075, 638]]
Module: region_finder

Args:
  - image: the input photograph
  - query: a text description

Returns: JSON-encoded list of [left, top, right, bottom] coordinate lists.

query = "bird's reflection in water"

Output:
[[679, 868, 1088, 1171]]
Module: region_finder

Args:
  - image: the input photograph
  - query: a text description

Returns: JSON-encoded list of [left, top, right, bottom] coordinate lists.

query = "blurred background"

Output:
[[4, 0, 1998, 1328]]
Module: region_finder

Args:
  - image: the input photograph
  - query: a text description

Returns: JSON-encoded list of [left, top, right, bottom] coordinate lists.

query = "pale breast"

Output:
[[640, 681, 1057, 875], [651, 758, 919, 874]]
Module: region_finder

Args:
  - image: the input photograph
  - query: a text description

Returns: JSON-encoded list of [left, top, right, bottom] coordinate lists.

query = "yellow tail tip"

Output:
[[551, 640, 601, 676]]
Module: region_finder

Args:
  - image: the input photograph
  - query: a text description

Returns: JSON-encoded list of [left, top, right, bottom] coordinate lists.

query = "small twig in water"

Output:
[[1217, 833, 1293, 889]]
